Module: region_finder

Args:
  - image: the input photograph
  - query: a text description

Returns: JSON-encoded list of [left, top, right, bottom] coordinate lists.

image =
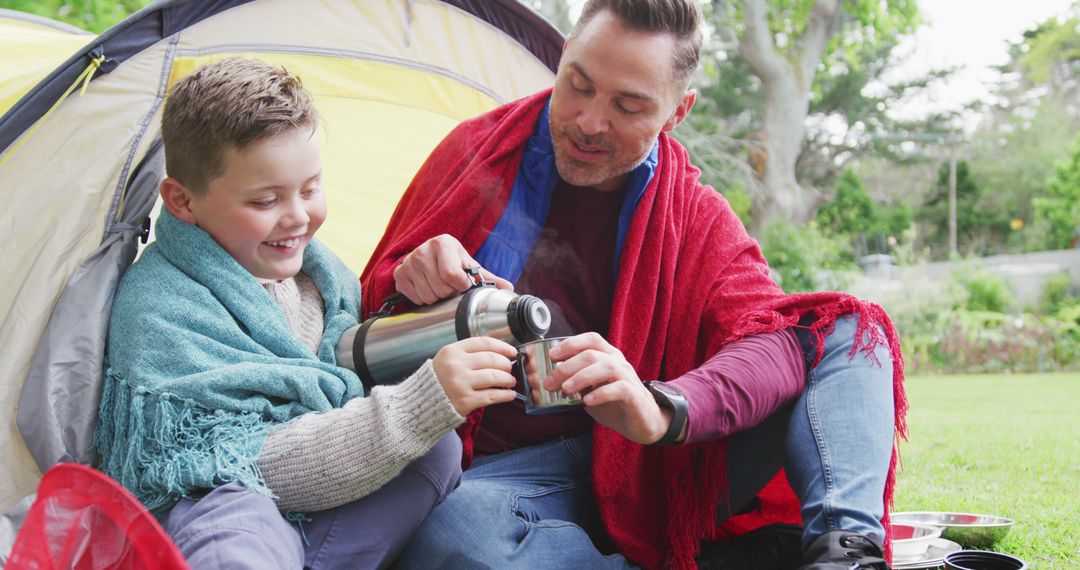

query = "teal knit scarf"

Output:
[[94, 209, 365, 514]]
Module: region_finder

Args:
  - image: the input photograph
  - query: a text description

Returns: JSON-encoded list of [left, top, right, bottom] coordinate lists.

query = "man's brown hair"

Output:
[[571, 0, 703, 87], [161, 57, 318, 194]]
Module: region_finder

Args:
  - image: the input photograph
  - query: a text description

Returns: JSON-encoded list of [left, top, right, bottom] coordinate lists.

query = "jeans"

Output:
[[788, 313, 895, 548], [165, 432, 462, 570], [397, 313, 895, 567]]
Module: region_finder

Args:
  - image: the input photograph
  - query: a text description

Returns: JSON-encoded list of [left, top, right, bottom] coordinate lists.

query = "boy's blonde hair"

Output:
[[161, 57, 318, 194]]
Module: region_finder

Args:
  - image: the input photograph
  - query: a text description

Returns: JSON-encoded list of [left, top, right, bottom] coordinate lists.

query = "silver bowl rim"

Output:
[[891, 521, 944, 539], [893, 511, 1015, 528]]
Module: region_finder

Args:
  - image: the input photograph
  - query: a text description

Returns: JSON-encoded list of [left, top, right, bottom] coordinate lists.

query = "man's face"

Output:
[[180, 127, 327, 281], [549, 9, 695, 191]]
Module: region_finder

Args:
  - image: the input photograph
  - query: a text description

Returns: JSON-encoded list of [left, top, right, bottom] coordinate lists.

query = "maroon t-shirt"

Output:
[[472, 179, 806, 457], [473, 180, 620, 456]]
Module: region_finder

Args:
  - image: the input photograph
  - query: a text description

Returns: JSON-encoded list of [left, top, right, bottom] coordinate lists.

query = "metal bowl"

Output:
[[893, 512, 1014, 549], [891, 522, 943, 561]]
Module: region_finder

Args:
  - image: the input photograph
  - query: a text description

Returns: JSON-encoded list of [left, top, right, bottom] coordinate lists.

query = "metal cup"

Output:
[[943, 550, 1027, 570], [513, 337, 583, 414]]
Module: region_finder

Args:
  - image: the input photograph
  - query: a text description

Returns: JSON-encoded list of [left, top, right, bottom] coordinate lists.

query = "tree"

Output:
[[964, 8, 1080, 253], [815, 168, 911, 258], [0, 0, 151, 32], [1018, 12, 1080, 103], [918, 160, 1009, 258], [523, 0, 576, 34], [816, 168, 876, 237], [724, 0, 919, 231], [1034, 136, 1080, 249]]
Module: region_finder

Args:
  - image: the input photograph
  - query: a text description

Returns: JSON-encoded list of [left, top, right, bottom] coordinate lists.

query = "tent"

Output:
[[0, 0, 561, 532], [0, 9, 94, 115]]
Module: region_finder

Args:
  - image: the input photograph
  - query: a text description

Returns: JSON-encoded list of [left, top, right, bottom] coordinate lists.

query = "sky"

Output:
[[887, 0, 1077, 123]]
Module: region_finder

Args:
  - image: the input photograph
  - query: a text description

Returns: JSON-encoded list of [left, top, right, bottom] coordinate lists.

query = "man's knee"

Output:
[[824, 313, 894, 373], [398, 479, 514, 568]]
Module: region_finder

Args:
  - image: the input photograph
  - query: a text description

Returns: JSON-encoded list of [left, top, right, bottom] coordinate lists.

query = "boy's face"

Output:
[[167, 127, 326, 282]]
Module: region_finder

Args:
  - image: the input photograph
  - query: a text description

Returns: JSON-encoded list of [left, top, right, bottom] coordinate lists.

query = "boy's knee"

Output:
[[166, 483, 303, 568], [408, 432, 463, 501]]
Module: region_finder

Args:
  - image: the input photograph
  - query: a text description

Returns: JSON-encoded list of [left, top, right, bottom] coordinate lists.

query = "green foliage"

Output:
[[1033, 137, 1080, 250], [966, 97, 1079, 254], [1019, 15, 1080, 87], [962, 8, 1080, 257], [751, 0, 920, 70], [918, 160, 1010, 258], [0, 0, 152, 32], [905, 309, 1078, 375], [721, 185, 753, 226], [816, 169, 877, 236], [815, 168, 912, 250], [958, 271, 1016, 313], [758, 221, 852, 292], [1040, 273, 1077, 315], [862, 267, 1078, 375]]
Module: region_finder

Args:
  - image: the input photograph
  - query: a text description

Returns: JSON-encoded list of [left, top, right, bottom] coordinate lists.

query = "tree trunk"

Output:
[[739, 0, 841, 232], [755, 69, 812, 230]]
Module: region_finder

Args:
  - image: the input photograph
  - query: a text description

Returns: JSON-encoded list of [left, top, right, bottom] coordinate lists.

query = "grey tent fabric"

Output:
[[17, 142, 163, 470], [0, 493, 34, 565]]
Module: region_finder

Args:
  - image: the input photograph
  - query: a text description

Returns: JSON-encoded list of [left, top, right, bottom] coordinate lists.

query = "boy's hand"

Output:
[[394, 234, 513, 305], [546, 333, 673, 445], [432, 337, 519, 416]]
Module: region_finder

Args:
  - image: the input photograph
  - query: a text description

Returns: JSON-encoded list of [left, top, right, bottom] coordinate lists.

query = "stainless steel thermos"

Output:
[[337, 277, 551, 389]]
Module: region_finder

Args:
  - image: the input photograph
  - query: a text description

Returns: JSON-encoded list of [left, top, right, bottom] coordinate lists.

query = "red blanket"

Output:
[[361, 89, 907, 569]]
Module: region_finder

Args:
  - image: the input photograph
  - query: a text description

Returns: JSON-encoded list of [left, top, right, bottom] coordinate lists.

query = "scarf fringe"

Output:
[[665, 442, 728, 569], [94, 371, 272, 514]]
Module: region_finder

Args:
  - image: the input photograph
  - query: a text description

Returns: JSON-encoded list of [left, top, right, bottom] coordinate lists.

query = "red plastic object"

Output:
[[6, 463, 189, 569]]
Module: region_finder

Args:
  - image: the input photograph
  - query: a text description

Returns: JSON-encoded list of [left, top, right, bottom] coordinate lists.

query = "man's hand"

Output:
[[432, 337, 519, 417], [546, 333, 674, 445], [394, 234, 513, 305]]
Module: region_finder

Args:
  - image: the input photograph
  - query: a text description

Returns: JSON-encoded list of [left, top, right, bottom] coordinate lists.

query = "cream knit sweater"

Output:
[[257, 274, 463, 512]]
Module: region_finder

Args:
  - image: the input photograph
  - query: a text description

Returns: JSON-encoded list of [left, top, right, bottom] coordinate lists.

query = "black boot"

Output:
[[696, 524, 803, 570], [797, 531, 890, 570]]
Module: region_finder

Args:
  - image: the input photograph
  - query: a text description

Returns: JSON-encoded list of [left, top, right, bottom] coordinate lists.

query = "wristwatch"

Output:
[[645, 381, 689, 446]]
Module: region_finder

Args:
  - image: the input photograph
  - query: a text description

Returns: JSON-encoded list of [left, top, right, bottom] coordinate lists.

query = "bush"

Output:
[[759, 221, 854, 293], [1039, 272, 1076, 315], [850, 269, 1079, 374], [958, 271, 1015, 313], [1033, 136, 1080, 250]]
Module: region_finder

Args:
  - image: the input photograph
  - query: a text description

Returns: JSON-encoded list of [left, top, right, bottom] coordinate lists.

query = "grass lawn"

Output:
[[894, 372, 1079, 568]]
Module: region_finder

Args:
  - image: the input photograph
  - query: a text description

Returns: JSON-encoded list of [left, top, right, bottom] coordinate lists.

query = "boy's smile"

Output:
[[167, 127, 326, 281]]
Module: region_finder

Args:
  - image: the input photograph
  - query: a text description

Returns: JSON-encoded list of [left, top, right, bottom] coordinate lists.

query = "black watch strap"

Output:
[[645, 381, 689, 446]]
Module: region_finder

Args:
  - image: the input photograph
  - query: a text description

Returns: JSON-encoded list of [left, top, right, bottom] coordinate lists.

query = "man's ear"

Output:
[[662, 88, 697, 133], [160, 177, 198, 225]]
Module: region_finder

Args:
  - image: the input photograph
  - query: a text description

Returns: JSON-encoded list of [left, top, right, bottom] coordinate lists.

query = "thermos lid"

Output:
[[508, 294, 551, 341]]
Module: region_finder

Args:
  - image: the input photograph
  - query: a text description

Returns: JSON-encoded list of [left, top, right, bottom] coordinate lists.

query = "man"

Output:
[[361, 1, 905, 568]]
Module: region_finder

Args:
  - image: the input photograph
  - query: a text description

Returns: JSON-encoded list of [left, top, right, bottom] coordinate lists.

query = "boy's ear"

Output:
[[160, 177, 198, 225]]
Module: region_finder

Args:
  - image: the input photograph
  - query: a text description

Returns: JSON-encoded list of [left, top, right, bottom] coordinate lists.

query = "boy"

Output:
[[94, 57, 519, 569]]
